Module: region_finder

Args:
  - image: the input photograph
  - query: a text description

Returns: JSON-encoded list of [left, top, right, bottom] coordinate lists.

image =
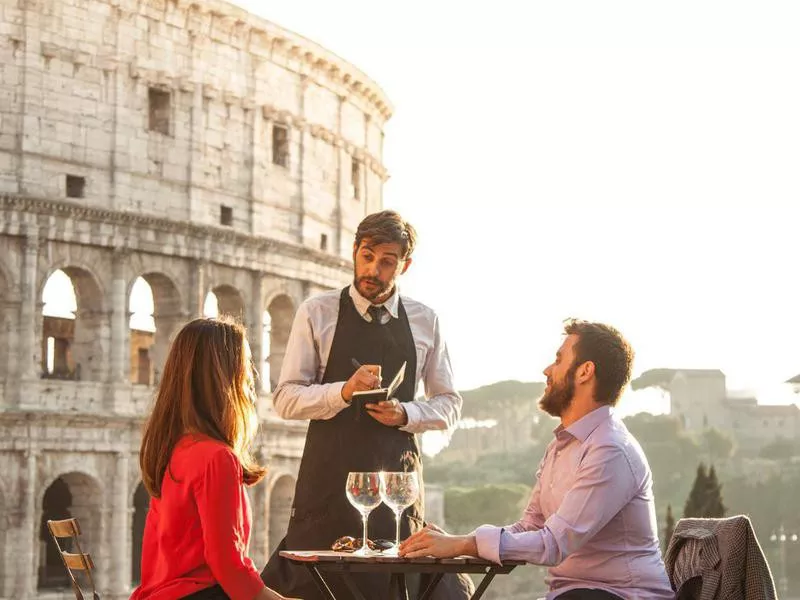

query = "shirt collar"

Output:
[[348, 284, 400, 320], [558, 405, 614, 443]]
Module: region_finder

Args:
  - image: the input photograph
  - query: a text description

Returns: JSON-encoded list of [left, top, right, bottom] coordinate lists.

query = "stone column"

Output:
[[18, 448, 38, 599], [112, 452, 131, 595], [18, 228, 39, 381], [3, 299, 21, 380], [246, 100, 258, 236], [250, 273, 266, 389], [109, 250, 128, 383], [296, 77, 308, 244], [335, 95, 345, 256], [247, 482, 268, 567], [186, 34, 202, 223], [188, 260, 206, 319]]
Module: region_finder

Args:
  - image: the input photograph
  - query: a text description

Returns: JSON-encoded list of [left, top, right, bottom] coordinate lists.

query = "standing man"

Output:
[[262, 210, 462, 599], [400, 319, 675, 600]]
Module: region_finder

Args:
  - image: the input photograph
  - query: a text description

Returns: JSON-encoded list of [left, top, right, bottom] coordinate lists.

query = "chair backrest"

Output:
[[46, 518, 100, 600]]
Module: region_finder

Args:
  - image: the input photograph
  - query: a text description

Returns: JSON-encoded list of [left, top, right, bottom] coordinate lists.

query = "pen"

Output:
[[352, 358, 381, 389]]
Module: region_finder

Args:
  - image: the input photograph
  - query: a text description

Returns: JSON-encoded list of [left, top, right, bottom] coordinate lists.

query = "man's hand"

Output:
[[342, 365, 381, 401], [398, 524, 478, 559], [366, 397, 408, 427]]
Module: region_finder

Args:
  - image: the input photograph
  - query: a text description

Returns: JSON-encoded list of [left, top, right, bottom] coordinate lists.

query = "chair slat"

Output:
[[62, 552, 94, 571], [48, 518, 80, 538]]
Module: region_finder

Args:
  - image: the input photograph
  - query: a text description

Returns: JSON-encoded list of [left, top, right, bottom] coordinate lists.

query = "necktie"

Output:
[[368, 305, 386, 325]]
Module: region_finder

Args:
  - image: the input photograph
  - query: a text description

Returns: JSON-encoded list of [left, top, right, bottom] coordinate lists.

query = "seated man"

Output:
[[399, 319, 675, 600]]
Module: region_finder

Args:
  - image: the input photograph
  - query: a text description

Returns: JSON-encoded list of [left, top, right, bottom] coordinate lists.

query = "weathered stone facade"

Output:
[[0, 0, 392, 597]]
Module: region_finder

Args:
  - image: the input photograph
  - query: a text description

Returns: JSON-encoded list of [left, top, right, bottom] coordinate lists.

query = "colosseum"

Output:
[[0, 0, 392, 597]]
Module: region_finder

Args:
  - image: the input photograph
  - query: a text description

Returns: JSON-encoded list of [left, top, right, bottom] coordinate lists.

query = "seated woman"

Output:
[[131, 317, 300, 600]]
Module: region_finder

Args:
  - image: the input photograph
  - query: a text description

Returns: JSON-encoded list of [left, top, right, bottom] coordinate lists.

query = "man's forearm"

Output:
[[272, 381, 347, 420], [458, 534, 478, 557]]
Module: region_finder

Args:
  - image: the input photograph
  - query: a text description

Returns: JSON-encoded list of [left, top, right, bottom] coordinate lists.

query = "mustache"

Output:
[[357, 276, 383, 287]]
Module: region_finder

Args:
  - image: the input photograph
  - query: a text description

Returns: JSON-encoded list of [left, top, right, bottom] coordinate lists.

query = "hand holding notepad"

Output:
[[342, 361, 382, 401], [352, 361, 407, 404], [350, 361, 408, 426]]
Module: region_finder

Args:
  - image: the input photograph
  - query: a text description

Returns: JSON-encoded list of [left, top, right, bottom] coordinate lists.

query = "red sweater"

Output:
[[130, 435, 264, 600]]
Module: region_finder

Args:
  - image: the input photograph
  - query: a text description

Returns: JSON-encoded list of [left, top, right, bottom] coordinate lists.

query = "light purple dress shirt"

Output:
[[474, 406, 675, 600]]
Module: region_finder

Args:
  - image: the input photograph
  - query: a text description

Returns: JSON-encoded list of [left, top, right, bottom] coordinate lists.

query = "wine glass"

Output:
[[345, 472, 382, 555], [379, 471, 420, 554]]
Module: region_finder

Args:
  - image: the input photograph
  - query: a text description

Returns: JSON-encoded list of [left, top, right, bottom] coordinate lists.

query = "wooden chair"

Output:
[[46, 518, 100, 600]]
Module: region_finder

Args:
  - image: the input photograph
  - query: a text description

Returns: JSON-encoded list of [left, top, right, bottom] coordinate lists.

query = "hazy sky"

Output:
[[42, 2, 800, 416], [228, 0, 800, 412]]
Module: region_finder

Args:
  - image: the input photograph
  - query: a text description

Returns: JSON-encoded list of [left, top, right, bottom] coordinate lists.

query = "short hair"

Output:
[[355, 210, 417, 259], [564, 318, 634, 406]]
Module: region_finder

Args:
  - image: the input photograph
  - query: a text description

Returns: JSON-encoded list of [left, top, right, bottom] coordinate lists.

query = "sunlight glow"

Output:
[[129, 277, 155, 332], [203, 292, 218, 318], [42, 270, 76, 319]]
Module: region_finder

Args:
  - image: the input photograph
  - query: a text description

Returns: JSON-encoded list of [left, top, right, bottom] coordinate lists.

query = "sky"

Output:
[[44, 1, 800, 417], [229, 0, 800, 413]]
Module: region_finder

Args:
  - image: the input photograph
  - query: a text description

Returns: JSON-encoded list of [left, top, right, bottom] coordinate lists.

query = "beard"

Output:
[[538, 364, 577, 417], [354, 274, 391, 302]]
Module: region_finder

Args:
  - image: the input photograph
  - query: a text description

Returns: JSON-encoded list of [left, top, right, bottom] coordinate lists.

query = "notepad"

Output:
[[352, 361, 407, 404]]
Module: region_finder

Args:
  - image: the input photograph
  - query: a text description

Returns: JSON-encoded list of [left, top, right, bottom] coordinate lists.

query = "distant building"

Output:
[[632, 368, 800, 452]]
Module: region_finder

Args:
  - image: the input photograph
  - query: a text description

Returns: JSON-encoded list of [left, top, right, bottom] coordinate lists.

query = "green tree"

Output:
[[699, 427, 735, 463], [664, 504, 675, 552], [704, 465, 726, 517], [683, 463, 709, 517], [444, 484, 530, 533], [683, 462, 727, 518]]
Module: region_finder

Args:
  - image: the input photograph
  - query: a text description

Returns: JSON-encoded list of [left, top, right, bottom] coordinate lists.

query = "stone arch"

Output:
[[206, 284, 246, 321], [37, 471, 103, 590], [39, 265, 107, 382], [129, 272, 184, 386], [265, 294, 296, 391], [131, 482, 149, 586], [268, 473, 296, 554]]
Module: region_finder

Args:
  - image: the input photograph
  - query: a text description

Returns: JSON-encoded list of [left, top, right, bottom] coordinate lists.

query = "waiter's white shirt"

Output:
[[272, 284, 462, 435]]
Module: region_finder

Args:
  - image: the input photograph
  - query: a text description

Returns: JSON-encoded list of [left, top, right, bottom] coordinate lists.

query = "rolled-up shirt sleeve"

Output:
[[272, 302, 349, 421], [400, 313, 462, 434], [477, 445, 636, 566], [194, 449, 264, 600]]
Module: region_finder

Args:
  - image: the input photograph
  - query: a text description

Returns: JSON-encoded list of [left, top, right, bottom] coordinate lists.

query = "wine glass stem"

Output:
[[362, 513, 369, 553], [395, 510, 401, 549]]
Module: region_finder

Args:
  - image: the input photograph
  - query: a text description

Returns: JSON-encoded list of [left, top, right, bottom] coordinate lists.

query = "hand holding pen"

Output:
[[342, 358, 382, 402]]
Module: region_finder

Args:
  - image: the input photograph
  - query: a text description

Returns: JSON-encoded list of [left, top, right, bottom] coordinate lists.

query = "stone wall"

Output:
[[0, 0, 391, 261], [0, 0, 395, 597]]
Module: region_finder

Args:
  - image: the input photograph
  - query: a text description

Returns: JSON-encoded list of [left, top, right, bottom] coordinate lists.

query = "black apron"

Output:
[[262, 287, 423, 599]]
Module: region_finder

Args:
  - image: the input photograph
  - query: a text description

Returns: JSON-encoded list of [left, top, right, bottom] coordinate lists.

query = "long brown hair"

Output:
[[140, 316, 267, 498]]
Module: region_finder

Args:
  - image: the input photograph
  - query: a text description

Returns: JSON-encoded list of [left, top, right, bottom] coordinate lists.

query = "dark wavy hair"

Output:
[[564, 318, 634, 406], [355, 210, 417, 259]]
